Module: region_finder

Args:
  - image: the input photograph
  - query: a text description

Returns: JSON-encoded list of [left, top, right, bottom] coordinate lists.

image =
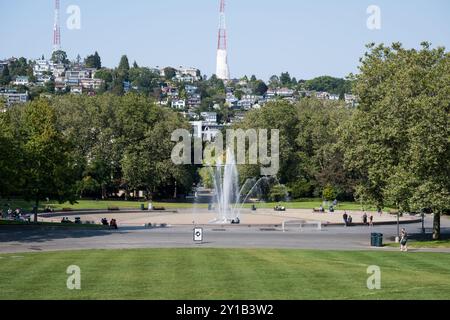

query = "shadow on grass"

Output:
[[0, 225, 129, 244]]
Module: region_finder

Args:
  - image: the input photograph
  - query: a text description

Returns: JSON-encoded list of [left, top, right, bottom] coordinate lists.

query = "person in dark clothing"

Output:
[[343, 212, 348, 226], [110, 219, 118, 230], [362, 212, 368, 225], [400, 228, 408, 252]]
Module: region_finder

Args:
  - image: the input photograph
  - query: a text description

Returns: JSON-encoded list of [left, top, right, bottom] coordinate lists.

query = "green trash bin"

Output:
[[140, 203, 145, 211], [370, 233, 377, 246], [376, 233, 383, 247]]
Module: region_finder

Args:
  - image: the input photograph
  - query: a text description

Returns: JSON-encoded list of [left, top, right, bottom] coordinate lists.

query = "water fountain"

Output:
[[207, 149, 287, 224], [209, 148, 240, 223]]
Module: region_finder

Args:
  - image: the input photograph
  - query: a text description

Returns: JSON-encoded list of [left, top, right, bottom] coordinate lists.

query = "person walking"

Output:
[[343, 212, 348, 227], [362, 212, 368, 225], [347, 215, 353, 225], [369, 214, 374, 227], [400, 228, 408, 252]]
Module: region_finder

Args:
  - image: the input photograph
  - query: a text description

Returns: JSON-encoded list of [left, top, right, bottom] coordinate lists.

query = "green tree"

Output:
[[117, 55, 130, 82], [51, 50, 69, 64], [0, 65, 11, 85], [0, 111, 22, 197], [341, 42, 450, 239], [322, 184, 337, 201], [254, 80, 268, 95], [280, 72, 292, 86], [164, 67, 177, 80], [84, 51, 102, 69], [305, 76, 353, 95], [19, 99, 78, 221]]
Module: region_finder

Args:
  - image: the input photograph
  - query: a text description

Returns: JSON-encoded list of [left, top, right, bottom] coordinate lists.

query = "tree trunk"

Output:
[[433, 212, 440, 240], [173, 181, 177, 199], [34, 199, 39, 223]]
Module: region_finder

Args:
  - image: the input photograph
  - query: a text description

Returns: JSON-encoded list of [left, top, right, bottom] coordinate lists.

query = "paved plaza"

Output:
[[0, 213, 448, 254]]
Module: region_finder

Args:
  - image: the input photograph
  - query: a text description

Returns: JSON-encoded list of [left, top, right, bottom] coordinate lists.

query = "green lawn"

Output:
[[0, 248, 449, 300], [1, 198, 383, 212]]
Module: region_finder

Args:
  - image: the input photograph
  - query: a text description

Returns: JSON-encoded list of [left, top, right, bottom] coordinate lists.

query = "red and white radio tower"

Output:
[[53, 0, 61, 52], [216, 0, 230, 80]]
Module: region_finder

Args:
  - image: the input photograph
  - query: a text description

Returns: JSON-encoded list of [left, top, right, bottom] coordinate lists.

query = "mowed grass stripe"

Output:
[[0, 249, 449, 300]]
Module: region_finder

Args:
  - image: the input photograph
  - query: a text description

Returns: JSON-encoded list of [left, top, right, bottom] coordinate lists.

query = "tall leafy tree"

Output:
[[341, 42, 450, 239], [0, 65, 11, 85], [117, 55, 130, 82], [51, 50, 69, 64], [84, 51, 102, 69], [17, 99, 78, 221], [0, 111, 22, 197]]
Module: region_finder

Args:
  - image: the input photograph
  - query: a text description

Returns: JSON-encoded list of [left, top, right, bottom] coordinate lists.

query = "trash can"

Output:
[[371, 233, 383, 247], [371, 233, 377, 247], [376, 233, 383, 247], [140, 203, 145, 211]]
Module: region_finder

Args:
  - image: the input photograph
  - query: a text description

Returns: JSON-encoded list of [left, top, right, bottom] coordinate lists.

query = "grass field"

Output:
[[0, 249, 449, 300], [1, 199, 382, 212]]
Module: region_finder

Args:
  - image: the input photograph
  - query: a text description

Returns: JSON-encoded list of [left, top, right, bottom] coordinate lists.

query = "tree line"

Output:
[[0, 42, 448, 238], [0, 93, 196, 221], [235, 43, 449, 239]]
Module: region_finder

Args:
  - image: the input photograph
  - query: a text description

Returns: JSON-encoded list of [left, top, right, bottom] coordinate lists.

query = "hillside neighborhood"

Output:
[[0, 52, 357, 139]]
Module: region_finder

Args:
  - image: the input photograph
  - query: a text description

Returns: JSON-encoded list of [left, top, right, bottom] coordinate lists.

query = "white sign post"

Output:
[[193, 227, 203, 243]]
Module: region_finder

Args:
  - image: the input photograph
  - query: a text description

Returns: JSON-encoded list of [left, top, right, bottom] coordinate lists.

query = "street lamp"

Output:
[[421, 211, 425, 234]]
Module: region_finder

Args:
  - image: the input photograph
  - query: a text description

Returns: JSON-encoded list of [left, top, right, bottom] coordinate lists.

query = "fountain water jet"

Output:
[[207, 149, 287, 224]]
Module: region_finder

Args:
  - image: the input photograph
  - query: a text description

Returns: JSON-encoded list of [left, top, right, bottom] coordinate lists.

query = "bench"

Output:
[[152, 207, 166, 211], [107, 207, 120, 211], [282, 220, 322, 232]]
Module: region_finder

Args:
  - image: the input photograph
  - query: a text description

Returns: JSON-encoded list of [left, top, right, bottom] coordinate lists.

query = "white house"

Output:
[[171, 99, 186, 109], [13, 76, 29, 86], [200, 112, 217, 124]]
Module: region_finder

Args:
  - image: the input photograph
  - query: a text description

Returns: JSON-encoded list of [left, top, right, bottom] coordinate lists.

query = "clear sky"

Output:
[[1, 0, 449, 80]]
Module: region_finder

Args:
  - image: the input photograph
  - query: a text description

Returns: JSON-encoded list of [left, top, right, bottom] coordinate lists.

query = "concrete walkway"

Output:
[[37, 208, 420, 227], [0, 216, 449, 254]]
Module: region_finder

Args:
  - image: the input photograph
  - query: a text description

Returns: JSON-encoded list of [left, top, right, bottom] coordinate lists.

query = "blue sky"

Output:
[[1, 0, 449, 80]]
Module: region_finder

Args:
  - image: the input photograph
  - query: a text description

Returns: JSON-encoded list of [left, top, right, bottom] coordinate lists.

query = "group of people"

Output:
[[101, 218, 118, 229], [362, 212, 374, 227], [342, 212, 353, 226], [342, 211, 375, 227]]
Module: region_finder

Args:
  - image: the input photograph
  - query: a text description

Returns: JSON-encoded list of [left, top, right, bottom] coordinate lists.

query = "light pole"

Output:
[[421, 211, 425, 234]]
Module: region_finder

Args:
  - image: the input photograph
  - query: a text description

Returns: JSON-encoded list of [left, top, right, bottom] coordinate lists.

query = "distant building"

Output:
[[70, 86, 83, 94], [171, 99, 186, 109], [13, 76, 29, 86], [187, 94, 202, 108], [190, 120, 223, 142], [0, 89, 29, 107], [33, 58, 52, 78], [200, 112, 217, 123], [329, 94, 340, 101], [345, 94, 358, 106], [225, 92, 238, 108], [277, 88, 294, 97], [185, 85, 198, 95], [265, 89, 277, 99], [316, 92, 330, 100], [80, 78, 104, 90]]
